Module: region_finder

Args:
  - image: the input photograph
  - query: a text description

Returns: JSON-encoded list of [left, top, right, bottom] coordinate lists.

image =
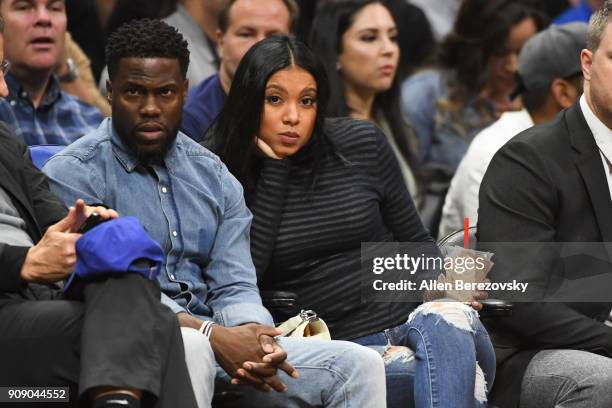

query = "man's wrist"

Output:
[[176, 312, 219, 338], [199, 320, 216, 338], [209, 324, 229, 353], [57, 58, 78, 82], [19, 247, 35, 283]]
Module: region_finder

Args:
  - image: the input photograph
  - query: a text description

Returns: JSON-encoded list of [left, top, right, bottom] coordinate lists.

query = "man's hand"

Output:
[[238, 334, 299, 385], [70, 198, 118, 233], [176, 314, 299, 392], [20, 205, 82, 283], [20, 199, 119, 283], [210, 323, 297, 392]]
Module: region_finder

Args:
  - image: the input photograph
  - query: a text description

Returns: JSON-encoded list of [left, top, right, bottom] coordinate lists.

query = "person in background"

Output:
[[0, 0, 102, 145], [438, 23, 586, 238], [180, 0, 297, 142], [65, 0, 106, 81], [164, 0, 224, 86], [104, 0, 176, 37], [98, 0, 224, 94], [386, 0, 436, 81], [207, 34, 496, 408], [309, 0, 422, 205], [402, 0, 546, 173], [408, 0, 461, 41], [60, 32, 111, 116], [554, 0, 604, 23]]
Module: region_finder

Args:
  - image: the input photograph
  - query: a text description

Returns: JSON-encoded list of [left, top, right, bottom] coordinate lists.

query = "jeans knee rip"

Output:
[[408, 301, 476, 333], [475, 362, 487, 402]]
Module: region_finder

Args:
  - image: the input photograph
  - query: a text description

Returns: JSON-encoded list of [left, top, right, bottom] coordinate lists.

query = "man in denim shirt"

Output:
[[44, 19, 385, 408]]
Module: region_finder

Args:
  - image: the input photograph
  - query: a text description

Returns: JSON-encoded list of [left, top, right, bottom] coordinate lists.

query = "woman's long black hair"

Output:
[[208, 35, 331, 192], [308, 0, 420, 188]]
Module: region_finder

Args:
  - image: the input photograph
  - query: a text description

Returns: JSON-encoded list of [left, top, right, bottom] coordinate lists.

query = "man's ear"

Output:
[[183, 78, 189, 101], [581, 48, 593, 81], [551, 78, 581, 109], [216, 29, 224, 60], [106, 79, 113, 105]]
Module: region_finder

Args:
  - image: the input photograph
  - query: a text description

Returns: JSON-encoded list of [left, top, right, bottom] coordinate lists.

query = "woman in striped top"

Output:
[[207, 35, 495, 408]]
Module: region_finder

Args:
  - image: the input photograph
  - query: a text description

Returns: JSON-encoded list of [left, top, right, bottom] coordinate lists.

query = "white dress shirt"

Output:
[[438, 109, 534, 238], [579, 94, 612, 202]]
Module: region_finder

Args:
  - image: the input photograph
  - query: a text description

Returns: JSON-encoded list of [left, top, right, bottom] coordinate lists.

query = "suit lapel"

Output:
[[567, 103, 612, 242]]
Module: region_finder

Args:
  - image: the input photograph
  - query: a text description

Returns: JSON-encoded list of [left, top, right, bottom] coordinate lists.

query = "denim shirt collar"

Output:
[[5, 73, 62, 108], [106, 118, 181, 173]]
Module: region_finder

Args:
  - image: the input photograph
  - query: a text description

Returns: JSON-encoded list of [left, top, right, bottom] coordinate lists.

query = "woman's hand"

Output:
[[255, 138, 283, 160]]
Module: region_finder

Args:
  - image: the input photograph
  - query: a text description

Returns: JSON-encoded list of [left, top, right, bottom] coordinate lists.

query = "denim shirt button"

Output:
[[170, 274, 175, 280], [161, 186, 168, 193], [172, 230, 178, 237]]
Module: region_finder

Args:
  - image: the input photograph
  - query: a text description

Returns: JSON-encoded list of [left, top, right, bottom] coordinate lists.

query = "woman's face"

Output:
[[257, 66, 318, 158], [488, 17, 538, 95], [337, 2, 399, 95]]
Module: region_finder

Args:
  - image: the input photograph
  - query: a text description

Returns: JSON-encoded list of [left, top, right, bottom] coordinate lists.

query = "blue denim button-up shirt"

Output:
[[43, 118, 273, 327]]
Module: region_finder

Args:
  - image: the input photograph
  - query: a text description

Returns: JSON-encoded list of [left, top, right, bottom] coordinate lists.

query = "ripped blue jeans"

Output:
[[352, 302, 495, 408]]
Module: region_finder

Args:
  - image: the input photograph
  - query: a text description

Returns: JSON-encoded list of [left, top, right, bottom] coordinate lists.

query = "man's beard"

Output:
[[124, 129, 178, 166]]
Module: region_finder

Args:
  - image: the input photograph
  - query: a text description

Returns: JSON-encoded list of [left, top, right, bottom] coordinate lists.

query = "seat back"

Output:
[[29, 144, 64, 169]]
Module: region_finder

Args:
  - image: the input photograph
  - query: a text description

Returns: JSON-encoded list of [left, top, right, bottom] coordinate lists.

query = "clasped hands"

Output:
[[210, 323, 298, 393], [20, 199, 118, 283]]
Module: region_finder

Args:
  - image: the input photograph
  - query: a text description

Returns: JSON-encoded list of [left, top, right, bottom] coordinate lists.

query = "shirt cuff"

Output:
[[214, 302, 274, 327]]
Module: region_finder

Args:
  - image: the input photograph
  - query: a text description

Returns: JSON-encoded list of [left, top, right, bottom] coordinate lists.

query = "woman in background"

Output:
[[309, 0, 422, 206], [401, 0, 546, 172], [207, 35, 495, 408]]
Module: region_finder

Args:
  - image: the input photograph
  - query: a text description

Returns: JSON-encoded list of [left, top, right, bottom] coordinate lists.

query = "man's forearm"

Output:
[[177, 312, 207, 330]]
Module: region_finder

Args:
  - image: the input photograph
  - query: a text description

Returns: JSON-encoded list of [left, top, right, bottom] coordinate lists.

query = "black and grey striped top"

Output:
[[248, 117, 437, 340]]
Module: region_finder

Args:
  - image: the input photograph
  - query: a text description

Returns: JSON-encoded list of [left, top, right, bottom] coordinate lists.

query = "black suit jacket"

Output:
[[478, 102, 612, 406], [0, 122, 66, 298]]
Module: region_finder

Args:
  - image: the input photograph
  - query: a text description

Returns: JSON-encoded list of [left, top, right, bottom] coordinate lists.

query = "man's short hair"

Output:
[[105, 19, 190, 80], [218, 0, 299, 34], [587, 0, 612, 51]]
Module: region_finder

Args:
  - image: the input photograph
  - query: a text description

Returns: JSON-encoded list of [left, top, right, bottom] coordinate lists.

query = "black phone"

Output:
[[77, 212, 107, 233], [479, 298, 514, 318]]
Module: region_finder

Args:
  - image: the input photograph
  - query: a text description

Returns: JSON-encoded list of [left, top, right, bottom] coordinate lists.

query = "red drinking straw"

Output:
[[464, 217, 469, 248]]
